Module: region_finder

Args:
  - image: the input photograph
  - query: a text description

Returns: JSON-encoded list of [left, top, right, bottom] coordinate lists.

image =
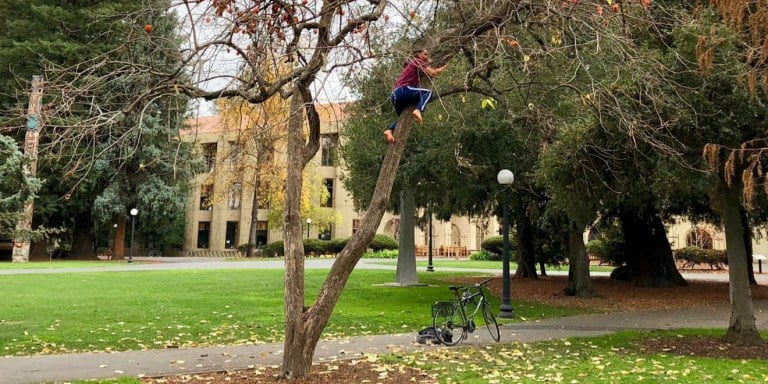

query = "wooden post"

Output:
[[12, 76, 43, 263]]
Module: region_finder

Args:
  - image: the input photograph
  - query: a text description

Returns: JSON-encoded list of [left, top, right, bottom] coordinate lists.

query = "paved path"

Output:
[[1, 258, 767, 384], [3, 257, 767, 284]]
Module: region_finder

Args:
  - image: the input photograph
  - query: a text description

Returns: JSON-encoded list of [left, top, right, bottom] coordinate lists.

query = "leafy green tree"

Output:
[[0, 134, 41, 238], [1, 1, 198, 259]]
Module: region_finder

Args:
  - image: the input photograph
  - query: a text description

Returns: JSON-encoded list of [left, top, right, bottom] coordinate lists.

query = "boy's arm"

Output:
[[422, 63, 447, 78]]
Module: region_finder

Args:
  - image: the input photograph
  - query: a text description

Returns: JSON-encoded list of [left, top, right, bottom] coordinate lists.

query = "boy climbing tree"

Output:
[[384, 48, 448, 143]]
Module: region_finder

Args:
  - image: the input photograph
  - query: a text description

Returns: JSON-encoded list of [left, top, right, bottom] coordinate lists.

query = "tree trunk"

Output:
[[615, 203, 686, 287], [739, 207, 757, 285], [718, 181, 762, 345], [283, 91, 313, 377], [514, 205, 537, 279], [565, 223, 595, 297], [395, 187, 419, 285], [113, 216, 126, 260], [247, 188, 259, 257], [70, 211, 97, 260], [280, 86, 415, 379], [247, 136, 274, 257]]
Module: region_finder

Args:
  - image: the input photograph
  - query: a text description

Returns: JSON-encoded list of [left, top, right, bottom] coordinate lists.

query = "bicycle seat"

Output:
[[448, 285, 460, 291]]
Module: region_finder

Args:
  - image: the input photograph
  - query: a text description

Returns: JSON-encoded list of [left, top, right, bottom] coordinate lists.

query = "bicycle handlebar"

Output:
[[475, 277, 495, 287]]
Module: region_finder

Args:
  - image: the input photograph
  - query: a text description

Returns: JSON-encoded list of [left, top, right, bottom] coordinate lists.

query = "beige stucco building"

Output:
[[180, 103, 500, 255], [181, 103, 768, 260]]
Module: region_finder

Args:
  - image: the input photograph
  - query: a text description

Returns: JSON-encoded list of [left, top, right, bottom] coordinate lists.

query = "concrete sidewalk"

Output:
[[2, 301, 766, 384]]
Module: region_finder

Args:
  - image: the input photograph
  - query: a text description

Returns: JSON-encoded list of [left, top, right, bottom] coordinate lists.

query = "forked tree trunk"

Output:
[[281, 99, 417, 378], [565, 223, 595, 298], [718, 181, 762, 345]]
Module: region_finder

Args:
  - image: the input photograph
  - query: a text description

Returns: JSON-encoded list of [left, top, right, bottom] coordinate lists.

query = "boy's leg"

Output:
[[405, 86, 433, 124], [384, 90, 400, 143]]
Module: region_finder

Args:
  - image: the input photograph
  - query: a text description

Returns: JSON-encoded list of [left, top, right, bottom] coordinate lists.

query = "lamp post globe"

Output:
[[497, 169, 514, 185], [496, 169, 515, 319]]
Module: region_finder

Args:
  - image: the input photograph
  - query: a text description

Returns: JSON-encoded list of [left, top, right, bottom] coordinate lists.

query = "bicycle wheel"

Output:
[[481, 302, 501, 342], [432, 301, 465, 346]]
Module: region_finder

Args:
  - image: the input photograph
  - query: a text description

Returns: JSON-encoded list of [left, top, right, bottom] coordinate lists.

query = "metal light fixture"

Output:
[[496, 169, 515, 319]]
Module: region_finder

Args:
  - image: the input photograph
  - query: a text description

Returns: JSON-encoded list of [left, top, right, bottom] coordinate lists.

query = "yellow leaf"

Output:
[[481, 98, 496, 110]]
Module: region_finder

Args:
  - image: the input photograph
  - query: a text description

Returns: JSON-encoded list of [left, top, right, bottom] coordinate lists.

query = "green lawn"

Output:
[[0, 269, 585, 357]]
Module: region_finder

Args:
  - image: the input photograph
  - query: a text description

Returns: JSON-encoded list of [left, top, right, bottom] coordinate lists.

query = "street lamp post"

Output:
[[496, 169, 515, 319], [306, 218, 312, 239], [129, 208, 138, 263], [426, 211, 434, 272]]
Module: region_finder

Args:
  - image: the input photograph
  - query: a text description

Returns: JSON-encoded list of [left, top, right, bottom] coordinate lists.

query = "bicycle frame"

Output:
[[433, 277, 500, 345], [456, 286, 485, 328]]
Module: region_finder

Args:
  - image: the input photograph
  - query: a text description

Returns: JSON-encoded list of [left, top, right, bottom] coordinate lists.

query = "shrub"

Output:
[[262, 241, 284, 257], [369, 234, 398, 251], [327, 238, 348, 254], [363, 249, 399, 259], [469, 250, 501, 261], [674, 247, 727, 269], [303, 239, 327, 256], [481, 236, 504, 257]]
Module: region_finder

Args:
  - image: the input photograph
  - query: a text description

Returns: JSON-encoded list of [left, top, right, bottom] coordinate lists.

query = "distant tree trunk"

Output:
[[395, 187, 419, 285], [739, 207, 757, 285], [70, 211, 97, 260], [247, 138, 274, 257], [718, 180, 762, 345], [113, 216, 126, 260], [565, 223, 595, 297], [247, 187, 260, 257], [615, 203, 686, 287], [514, 204, 537, 279]]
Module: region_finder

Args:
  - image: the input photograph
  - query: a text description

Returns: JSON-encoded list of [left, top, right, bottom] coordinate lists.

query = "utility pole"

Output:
[[12, 75, 43, 263]]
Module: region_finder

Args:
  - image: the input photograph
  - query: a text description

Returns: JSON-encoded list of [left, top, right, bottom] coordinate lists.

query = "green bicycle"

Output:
[[432, 277, 501, 346]]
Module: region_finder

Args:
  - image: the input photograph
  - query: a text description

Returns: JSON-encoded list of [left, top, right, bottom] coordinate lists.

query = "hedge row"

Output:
[[673, 246, 728, 269], [238, 234, 398, 257]]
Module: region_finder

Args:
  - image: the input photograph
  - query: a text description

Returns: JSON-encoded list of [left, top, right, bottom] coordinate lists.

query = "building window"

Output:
[[202, 143, 217, 172], [227, 183, 242, 210], [197, 221, 210, 249], [352, 219, 360, 235], [225, 221, 238, 249], [323, 178, 334, 207], [200, 184, 213, 210], [256, 221, 269, 249], [321, 133, 338, 167], [686, 228, 713, 249]]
